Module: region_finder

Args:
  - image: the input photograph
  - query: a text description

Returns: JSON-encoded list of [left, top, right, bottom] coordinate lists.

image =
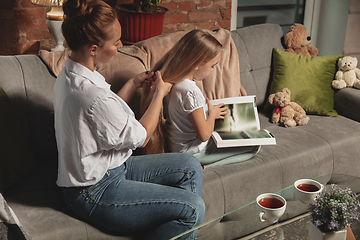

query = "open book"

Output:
[[210, 95, 276, 148]]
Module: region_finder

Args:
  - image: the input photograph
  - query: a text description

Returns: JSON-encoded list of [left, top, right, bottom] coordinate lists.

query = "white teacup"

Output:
[[256, 193, 287, 224], [294, 179, 324, 204]]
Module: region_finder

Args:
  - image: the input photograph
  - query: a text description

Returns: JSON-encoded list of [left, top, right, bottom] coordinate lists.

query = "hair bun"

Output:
[[62, 0, 116, 51], [63, 0, 91, 20]]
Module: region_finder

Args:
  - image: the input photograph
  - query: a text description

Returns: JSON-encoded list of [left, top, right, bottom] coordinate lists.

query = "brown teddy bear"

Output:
[[268, 88, 310, 128], [284, 23, 318, 57]]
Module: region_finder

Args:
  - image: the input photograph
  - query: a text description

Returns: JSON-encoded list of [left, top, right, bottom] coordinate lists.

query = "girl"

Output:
[[143, 29, 260, 167], [54, 0, 204, 239]]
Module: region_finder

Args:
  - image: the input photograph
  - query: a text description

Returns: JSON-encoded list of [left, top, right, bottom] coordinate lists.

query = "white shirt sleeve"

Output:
[[182, 89, 206, 114], [88, 96, 146, 151]]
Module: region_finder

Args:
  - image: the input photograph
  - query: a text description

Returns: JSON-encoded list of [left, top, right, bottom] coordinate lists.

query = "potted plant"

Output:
[[116, 0, 168, 44], [308, 184, 360, 240]]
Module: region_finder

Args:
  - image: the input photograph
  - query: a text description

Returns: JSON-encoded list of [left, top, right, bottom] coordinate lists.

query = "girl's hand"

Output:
[[133, 71, 155, 88], [207, 98, 228, 120], [190, 99, 228, 142], [154, 71, 172, 98]]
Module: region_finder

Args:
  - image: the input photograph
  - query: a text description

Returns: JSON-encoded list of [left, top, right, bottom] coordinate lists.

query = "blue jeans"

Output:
[[62, 153, 205, 240]]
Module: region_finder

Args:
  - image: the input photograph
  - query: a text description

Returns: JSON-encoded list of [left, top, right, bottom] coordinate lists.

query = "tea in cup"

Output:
[[294, 179, 324, 204], [256, 193, 287, 224]]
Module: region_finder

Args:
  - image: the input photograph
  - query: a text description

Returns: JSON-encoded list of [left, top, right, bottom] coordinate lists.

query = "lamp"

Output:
[[31, 0, 64, 52]]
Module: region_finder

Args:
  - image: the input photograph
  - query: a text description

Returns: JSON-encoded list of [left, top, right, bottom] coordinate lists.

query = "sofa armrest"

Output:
[[0, 193, 31, 239], [334, 88, 360, 122]]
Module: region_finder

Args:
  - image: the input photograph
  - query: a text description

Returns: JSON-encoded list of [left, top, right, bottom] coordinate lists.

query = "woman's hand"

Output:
[[153, 71, 172, 98], [133, 71, 155, 88], [207, 98, 228, 120], [117, 71, 157, 103], [139, 71, 172, 147], [117, 72, 154, 104]]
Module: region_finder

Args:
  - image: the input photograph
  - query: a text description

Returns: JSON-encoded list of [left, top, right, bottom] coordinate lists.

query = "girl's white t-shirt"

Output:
[[165, 79, 208, 154]]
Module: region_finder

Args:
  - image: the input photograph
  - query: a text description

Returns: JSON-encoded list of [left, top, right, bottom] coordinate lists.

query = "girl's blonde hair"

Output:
[[141, 29, 223, 154]]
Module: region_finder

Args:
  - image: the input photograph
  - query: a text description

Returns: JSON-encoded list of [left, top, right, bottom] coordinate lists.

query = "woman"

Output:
[[53, 0, 205, 239]]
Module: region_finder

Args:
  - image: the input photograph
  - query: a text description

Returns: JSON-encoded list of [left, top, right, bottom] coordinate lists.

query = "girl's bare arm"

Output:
[[190, 98, 227, 142]]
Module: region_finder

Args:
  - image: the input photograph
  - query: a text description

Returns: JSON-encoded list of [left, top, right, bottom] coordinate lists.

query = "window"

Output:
[[236, 0, 306, 35]]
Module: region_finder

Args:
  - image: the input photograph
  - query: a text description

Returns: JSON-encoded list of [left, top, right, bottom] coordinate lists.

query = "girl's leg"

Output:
[[63, 153, 205, 240]]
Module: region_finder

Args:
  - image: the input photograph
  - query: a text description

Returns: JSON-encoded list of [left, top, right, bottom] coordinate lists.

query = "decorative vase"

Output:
[[46, 19, 64, 52], [46, 6, 65, 52], [116, 5, 168, 45], [309, 221, 347, 240]]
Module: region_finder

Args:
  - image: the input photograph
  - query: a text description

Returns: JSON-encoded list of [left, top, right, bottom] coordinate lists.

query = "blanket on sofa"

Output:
[[0, 194, 32, 240]]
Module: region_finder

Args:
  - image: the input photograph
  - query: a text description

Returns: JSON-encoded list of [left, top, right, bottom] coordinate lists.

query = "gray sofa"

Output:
[[1, 23, 360, 240]]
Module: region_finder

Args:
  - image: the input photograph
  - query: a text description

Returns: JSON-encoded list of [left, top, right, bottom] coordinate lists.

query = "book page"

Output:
[[210, 96, 276, 148], [211, 95, 260, 132]]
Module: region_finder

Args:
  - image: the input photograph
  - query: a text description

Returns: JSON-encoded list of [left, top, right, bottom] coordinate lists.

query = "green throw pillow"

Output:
[[0, 88, 37, 192], [265, 48, 343, 117]]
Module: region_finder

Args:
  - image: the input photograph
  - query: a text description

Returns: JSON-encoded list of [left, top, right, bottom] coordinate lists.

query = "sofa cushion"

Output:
[[265, 48, 342, 116], [230, 23, 285, 108], [0, 88, 37, 192]]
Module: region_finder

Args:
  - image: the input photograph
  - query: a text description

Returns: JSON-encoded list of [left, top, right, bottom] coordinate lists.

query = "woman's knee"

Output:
[[169, 153, 203, 179], [182, 153, 203, 173]]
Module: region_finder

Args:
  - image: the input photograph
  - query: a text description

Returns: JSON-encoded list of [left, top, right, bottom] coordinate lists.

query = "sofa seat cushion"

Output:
[[6, 190, 149, 240], [259, 112, 360, 178]]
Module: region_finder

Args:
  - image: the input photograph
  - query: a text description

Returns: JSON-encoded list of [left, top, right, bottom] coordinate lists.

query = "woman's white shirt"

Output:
[[165, 79, 208, 154], [54, 58, 146, 187]]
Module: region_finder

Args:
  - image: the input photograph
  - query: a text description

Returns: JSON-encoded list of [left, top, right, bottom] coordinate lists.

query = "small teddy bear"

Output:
[[268, 88, 310, 128], [284, 23, 318, 57], [331, 56, 360, 89]]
